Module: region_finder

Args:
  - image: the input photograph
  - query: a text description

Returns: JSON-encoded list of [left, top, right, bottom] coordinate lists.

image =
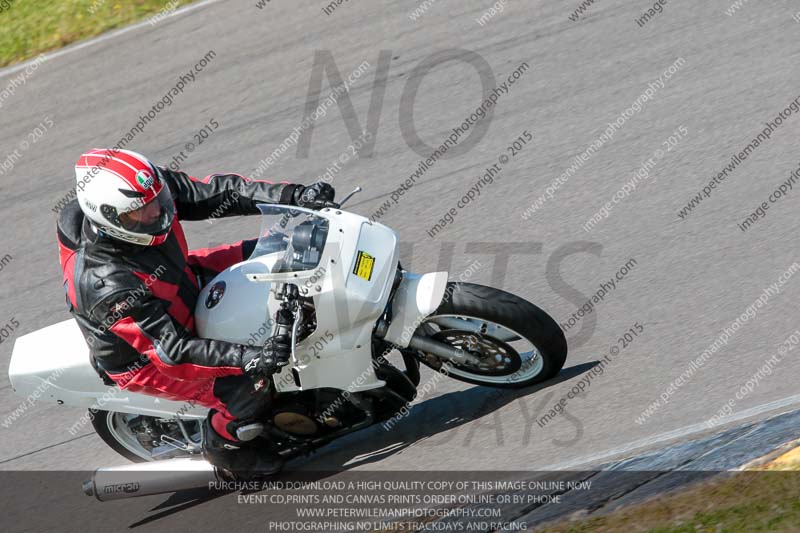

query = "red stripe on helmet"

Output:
[[79, 150, 117, 172], [109, 150, 151, 170], [79, 150, 162, 200], [76, 161, 127, 184], [82, 149, 148, 173]]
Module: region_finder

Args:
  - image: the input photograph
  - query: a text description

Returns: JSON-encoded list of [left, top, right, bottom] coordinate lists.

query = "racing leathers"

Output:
[[56, 168, 306, 469]]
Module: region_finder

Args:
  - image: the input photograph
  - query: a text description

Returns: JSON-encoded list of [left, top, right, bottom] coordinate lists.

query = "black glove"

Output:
[[293, 182, 336, 209], [241, 335, 292, 382]]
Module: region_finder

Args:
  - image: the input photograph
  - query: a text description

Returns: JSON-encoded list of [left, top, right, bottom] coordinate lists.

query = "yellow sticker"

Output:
[[353, 251, 375, 281]]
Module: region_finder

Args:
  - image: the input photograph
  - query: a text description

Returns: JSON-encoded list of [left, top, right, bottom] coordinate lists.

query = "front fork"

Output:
[[373, 268, 483, 367]]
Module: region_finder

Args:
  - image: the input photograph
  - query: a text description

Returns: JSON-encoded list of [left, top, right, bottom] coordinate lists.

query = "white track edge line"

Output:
[[0, 0, 224, 79], [544, 393, 800, 471]]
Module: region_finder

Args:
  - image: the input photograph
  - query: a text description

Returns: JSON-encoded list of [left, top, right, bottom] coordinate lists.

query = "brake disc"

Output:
[[430, 330, 522, 376]]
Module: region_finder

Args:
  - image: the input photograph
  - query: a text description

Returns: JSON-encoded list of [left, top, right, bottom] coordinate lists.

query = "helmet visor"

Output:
[[118, 186, 175, 236]]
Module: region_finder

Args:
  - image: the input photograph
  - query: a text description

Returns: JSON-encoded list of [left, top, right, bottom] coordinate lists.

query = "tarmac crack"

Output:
[[0, 433, 93, 466]]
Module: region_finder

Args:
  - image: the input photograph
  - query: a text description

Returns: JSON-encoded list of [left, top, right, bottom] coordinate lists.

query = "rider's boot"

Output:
[[202, 412, 284, 477]]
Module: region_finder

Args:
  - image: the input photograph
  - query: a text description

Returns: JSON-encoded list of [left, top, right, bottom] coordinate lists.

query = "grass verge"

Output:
[[538, 446, 800, 532], [0, 0, 196, 68]]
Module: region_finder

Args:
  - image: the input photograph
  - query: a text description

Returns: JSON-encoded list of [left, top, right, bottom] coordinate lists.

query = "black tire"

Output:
[[91, 410, 149, 463], [374, 362, 417, 403], [418, 282, 567, 388]]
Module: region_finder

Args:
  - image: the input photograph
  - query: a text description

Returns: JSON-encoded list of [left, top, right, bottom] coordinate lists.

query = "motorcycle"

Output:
[[9, 187, 567, 500]]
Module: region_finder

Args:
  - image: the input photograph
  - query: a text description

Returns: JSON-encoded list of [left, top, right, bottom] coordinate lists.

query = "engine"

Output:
[[270, 389, 364, 437]]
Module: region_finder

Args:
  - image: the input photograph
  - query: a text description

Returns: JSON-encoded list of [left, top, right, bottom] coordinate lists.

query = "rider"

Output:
[[56, 148, 334, 474]]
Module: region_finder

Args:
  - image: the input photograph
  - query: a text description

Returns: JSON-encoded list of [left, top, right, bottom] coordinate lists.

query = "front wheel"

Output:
[[414, 283, 567, 388]]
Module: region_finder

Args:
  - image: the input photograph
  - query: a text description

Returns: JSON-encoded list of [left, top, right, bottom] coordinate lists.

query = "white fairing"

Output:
[[192, 254, 277, 347], [196, 206, 400, 393], [8, 205, 447, 420], [382, 272, 449, 348], [8, 320, 206, 419]]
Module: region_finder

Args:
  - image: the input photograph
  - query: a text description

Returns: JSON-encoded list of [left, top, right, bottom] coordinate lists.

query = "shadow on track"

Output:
[[125, 361, 603, 527]]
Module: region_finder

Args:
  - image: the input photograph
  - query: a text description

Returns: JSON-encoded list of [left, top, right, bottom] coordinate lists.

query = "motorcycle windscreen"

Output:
[[249, 204, 330, 273]]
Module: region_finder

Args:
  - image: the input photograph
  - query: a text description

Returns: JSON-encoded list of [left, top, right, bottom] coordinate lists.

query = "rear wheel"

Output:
[[91, 410, 202, 463], [414, 283, 567, 388]]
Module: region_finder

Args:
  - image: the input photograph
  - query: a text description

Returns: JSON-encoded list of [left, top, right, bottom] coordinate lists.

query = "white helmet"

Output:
[[75, 149, 175, 246]]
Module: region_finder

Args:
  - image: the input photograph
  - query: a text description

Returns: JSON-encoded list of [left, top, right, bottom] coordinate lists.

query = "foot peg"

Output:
[[235, 422, 264, 441]]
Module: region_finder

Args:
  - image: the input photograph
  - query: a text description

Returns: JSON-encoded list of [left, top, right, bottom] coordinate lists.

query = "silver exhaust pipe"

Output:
[[83, 457, 222, 502]]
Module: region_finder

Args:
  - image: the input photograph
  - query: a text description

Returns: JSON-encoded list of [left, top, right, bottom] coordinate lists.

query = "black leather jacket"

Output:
[[56, 168, 300, 380]]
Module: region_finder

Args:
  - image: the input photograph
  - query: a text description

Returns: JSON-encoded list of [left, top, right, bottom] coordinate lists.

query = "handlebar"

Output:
[[320, 186, 362, 210], [337, 186, 362, 206]]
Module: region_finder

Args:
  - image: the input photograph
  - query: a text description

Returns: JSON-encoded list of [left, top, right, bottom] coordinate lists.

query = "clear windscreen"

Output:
[[249, 204, 330, 273]]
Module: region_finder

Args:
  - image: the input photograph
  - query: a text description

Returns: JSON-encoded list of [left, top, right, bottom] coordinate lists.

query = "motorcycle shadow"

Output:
[[292, 360, 603, 471], [128, 361, 602, 528]]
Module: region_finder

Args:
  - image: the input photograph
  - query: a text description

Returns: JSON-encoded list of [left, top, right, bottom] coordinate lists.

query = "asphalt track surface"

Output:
[[1, 0, 800, 526]]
